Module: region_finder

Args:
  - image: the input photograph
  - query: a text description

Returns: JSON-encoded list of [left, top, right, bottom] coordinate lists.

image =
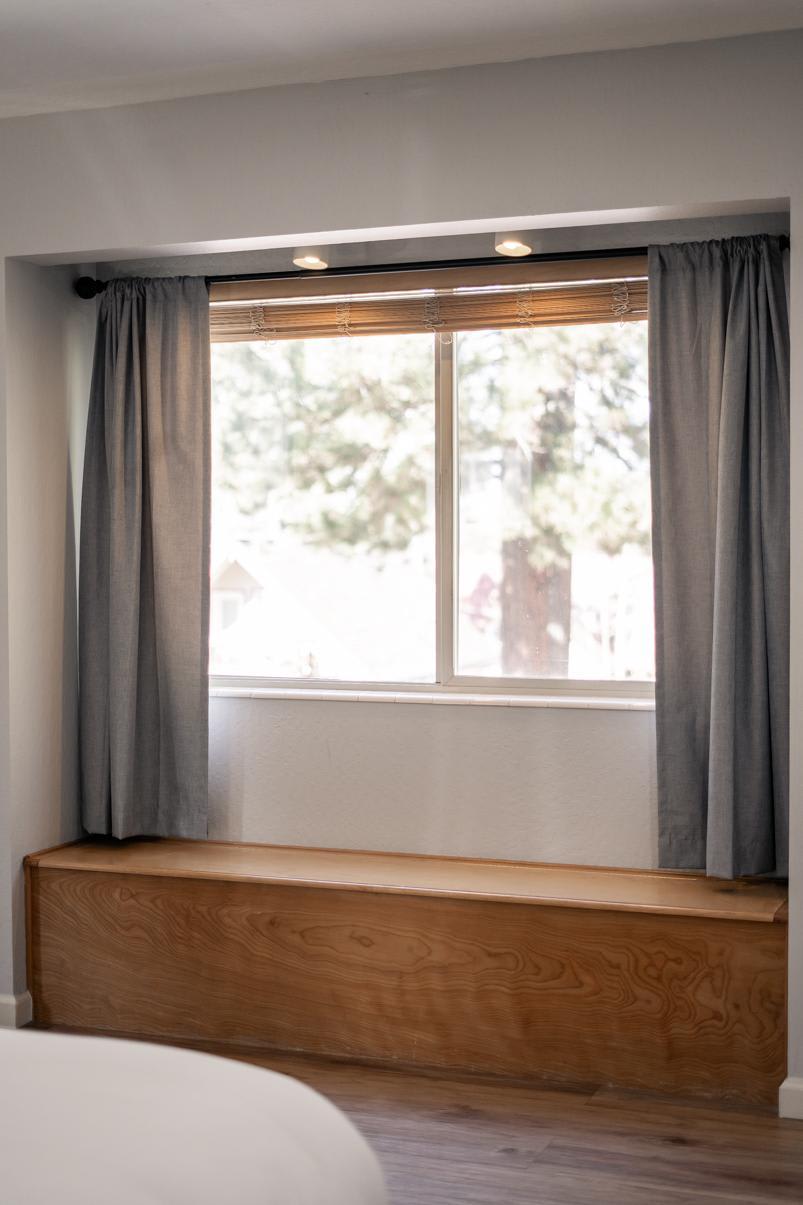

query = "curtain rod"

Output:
[[73, 246, 649, 299], [72, 236, 790, 299]]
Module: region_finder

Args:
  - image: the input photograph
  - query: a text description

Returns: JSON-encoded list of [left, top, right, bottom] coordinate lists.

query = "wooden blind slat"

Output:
[[208, 255, 647, 303], [211, 277, 647, 343], [209, 257, 648, 343]]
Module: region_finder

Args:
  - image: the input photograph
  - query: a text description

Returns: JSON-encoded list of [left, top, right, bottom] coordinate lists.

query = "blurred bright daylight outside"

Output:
[[210, 320, 654, 684]]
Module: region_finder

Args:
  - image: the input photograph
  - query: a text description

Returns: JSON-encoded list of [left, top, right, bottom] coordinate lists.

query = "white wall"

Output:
[[0, 33, 797, 263], [0, 278, 12, 1009], [209, 699, 657, 864], [103, 211, 790, 279], [1, 261, 93, 1001], [0, 30, 800, 1103]]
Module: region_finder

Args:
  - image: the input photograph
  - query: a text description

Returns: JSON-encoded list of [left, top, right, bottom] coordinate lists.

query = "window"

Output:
[[210, 257, 653, 695], [211, 334, 436, 682]]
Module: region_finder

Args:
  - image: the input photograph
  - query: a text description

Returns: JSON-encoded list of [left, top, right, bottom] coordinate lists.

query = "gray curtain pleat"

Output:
[[649, 236, 789, 878], [79, 277, 211, 838]]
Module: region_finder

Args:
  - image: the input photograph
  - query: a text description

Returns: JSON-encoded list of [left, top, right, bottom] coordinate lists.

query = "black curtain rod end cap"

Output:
[[74, 276, 106, 299]]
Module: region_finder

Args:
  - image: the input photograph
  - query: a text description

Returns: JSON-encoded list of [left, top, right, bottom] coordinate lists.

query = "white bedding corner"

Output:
[[0, 1029, 387, 1205]]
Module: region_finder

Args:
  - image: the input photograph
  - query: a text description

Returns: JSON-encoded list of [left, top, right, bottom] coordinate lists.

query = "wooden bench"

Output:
[[25, 839, 788, 1104]]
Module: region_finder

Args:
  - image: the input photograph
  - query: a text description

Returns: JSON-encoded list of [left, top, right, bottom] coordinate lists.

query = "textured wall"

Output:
[[209, 699, 658, 866]]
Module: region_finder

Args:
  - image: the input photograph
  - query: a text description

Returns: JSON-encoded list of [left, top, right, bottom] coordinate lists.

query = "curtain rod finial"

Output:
[[74, 276, 106, 299]]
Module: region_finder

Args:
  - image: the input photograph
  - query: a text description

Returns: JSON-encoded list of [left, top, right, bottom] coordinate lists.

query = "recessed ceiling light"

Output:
[[293, 249, 329, 270], [494, 233, 533, 258]]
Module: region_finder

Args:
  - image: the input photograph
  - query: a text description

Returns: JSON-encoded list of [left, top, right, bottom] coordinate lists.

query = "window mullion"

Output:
[[435, 334, 456, 686]]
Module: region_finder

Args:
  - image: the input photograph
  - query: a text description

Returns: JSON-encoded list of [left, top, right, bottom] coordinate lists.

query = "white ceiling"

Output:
[[1, 0, 802, 120]]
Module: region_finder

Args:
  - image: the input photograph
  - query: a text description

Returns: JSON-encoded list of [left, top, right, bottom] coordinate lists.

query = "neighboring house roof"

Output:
[[212, 558, 263, 594]]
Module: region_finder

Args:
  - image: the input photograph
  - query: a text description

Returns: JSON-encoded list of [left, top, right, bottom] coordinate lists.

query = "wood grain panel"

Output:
[[26, 839, 789, 921], [27, 865, 786, 1104]]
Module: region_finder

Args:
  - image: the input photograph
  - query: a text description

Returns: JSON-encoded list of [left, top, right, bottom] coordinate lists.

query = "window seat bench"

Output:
[[25, 839, 787, 1105]]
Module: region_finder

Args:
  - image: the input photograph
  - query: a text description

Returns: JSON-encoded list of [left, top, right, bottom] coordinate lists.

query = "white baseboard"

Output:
[[779, 1077, 803, 1119], [0, 991, 33, 1029]]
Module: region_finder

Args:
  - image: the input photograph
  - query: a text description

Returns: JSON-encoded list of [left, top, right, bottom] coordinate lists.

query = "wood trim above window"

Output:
[[209, 255, 648, 343]]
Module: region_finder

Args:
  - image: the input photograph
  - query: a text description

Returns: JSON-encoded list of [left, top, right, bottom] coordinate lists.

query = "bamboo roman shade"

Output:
[[209, 256, 647, 343]]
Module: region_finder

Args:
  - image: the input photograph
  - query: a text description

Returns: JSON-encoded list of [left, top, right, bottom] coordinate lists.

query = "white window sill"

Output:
[[209, 686, 655, 712]]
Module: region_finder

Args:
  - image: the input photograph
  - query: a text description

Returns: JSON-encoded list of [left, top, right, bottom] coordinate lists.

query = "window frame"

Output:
[[209, 259, 655, 703]]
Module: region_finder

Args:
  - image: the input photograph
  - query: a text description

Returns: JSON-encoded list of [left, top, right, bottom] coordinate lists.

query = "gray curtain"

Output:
[[649, 236, 789, 878], [79, 277, 211, 838]]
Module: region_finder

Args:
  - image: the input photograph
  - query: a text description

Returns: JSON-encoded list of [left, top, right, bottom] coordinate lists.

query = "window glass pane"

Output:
[[211, 334, 436, 681], [456, 322, 653, 681]]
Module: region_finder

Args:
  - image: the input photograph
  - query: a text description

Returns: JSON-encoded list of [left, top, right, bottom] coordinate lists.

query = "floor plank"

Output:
[[42, 1030, 803, 1203], [162, 1041, 803, 1203]]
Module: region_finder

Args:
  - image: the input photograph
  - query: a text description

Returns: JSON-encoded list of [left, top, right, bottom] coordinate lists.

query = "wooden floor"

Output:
[[61, 1032, 802, 1205]]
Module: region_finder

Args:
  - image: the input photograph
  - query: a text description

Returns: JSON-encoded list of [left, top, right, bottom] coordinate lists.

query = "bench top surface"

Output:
[[27, 839, 787, 922]]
